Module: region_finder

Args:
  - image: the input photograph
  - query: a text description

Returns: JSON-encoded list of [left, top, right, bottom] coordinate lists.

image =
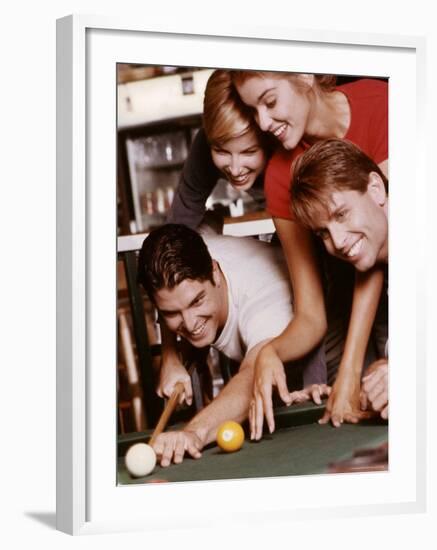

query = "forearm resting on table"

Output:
[[185, 348, 259, 446]]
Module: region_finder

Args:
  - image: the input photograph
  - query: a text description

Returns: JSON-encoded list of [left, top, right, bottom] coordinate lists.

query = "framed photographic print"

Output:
[[56, 14, 426, 535]]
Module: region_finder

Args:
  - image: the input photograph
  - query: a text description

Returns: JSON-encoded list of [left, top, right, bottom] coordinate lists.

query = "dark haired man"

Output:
[[138, 224, 327, 466], [291, 138, 389, 420]]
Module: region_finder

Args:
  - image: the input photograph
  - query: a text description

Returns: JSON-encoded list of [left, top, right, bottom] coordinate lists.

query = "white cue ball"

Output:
[[125, 443, 157, 477]]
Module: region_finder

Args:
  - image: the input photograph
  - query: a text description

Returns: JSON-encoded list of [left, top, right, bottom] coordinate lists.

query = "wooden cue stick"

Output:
[[148, 364, 196, 446], [149, 382, 185, 446]]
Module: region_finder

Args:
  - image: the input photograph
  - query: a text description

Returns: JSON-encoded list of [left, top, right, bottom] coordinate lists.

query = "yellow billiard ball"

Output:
[[216, 421, 245, 452]]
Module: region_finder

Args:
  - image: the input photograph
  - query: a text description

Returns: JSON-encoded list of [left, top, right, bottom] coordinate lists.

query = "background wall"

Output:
[[0, 0, 434, 547]]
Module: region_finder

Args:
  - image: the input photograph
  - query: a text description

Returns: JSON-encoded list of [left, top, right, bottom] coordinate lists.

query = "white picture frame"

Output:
[[56, 14, 427, 535]]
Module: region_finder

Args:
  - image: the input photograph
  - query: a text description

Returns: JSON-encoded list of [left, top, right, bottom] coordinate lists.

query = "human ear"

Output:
[[367, 172, 387, 206], [212, 260, 221, 287]]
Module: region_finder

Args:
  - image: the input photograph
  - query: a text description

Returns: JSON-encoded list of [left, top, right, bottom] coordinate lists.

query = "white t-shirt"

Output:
[[201, 231, 293, 362]]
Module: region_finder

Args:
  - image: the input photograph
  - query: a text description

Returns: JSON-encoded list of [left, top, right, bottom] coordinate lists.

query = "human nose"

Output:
[[256, 107, 271, 132], [228, 155, 242, 176], [181, 310, 196, 332], [330, 225, 346, 252]]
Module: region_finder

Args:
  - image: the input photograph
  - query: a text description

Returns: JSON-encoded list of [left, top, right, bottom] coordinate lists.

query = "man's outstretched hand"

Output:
[[151, 430, 204, 467], [360, 359, 388, 420]]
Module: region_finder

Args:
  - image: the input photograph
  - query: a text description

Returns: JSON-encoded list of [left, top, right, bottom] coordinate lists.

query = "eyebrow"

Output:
[[257, 87, 276, 103], [327, 202, 345, 218], [159, 290, 205, 315], [212, 143, 259, 154], [312, 203, 347, 233], [241, 145, 259, 153], [307, 207, 331, 231]]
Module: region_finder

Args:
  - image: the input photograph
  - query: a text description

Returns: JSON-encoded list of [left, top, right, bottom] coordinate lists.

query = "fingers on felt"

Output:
[[151, 440, 163, 462], [260, 388, 275, 435], [276, 372, 291, 406], [357, 410, 375, 420], [254, 394, 266, 440], [310, 385, 323, 405], [160, 442, 174, 467], [249, 399, 263, 441], [343, 413, 360, 424], [371, 390, 388, 412], [289, 390, 306, 404], [187, 440, 202, 460], [249, 401, 256, 440], [173, 439, 185, 464], [318, 410, 331, 425], [330, 414, 344, 428], [338, 407, 375, 424], [290, 383, 330, 406], [319, 400, 336, 424], [160, 435, 202, 466], [360, 389, 368, 411]]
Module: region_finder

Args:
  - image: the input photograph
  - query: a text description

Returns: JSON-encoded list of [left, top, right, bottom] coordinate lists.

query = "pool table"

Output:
[[117, 401, 388, 485]]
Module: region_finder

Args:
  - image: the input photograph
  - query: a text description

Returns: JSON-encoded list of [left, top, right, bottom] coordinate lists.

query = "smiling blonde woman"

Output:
[[167, 69, 272, 228]]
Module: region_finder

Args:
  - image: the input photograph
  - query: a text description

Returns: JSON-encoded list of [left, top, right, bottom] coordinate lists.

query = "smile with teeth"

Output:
[[188, 320, 207, 338], [347, 237, 363, 258], [229, 173, 250, 185], [272, 124, 287, 139]]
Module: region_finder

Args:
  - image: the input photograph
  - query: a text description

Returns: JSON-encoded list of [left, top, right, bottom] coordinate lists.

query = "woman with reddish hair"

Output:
[[231, 70, 388, 438]]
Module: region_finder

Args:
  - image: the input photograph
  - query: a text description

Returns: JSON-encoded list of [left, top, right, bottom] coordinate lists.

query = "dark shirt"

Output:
[[167, 127, 265, 229]]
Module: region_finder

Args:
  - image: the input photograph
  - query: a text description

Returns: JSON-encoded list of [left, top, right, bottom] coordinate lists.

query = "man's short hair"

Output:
[[137, 224, 214, 301], [291, 138, 388, 229]]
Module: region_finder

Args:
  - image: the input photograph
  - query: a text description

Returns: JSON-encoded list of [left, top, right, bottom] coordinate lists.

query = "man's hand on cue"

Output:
[[157, 359, 193, 406]]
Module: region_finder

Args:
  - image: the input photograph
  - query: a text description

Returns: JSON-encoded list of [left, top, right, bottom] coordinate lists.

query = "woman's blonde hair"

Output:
[[203, 69, 265, 146], [230, 70, 336, 92]]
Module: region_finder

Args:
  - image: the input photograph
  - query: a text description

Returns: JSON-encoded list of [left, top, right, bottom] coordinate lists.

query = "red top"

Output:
[[265, 79, 388, 220]]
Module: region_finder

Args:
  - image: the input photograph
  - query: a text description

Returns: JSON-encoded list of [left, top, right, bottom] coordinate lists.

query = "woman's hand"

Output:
[[320, 268, 385, 427], [249, 343, 292, 441], [319, 367, 373, 427], [289, 383, 331, 405]]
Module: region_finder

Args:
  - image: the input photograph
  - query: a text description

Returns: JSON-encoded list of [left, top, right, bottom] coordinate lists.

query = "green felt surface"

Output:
[[117, 402, 388, 485]]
